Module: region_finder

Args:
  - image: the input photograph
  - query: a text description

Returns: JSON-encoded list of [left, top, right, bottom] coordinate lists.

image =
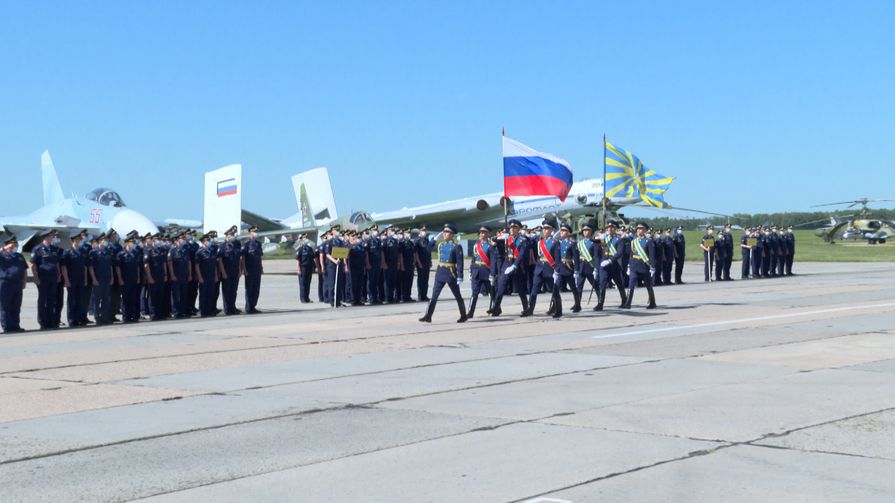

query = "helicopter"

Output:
[[811, 198, 895, 244]]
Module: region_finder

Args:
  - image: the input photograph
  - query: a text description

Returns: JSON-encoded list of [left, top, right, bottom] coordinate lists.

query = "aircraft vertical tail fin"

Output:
[[41, 150, 65, 206], [291, 167, 338, 228], [203, 164, 243, 234]]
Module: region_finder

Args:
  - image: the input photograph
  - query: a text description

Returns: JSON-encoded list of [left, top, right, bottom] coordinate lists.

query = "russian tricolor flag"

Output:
[[502, 136, 573, 202], [217, 178, 238, 198]]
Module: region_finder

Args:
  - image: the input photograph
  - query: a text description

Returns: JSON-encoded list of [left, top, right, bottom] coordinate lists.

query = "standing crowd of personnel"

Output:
[[1, 219, 799, 332], [0, 225, 264, 333], [700, 224, 796, 281]]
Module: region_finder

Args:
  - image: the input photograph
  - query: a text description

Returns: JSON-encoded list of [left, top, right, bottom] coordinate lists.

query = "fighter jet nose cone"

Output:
[[111, 209, 158, 236]]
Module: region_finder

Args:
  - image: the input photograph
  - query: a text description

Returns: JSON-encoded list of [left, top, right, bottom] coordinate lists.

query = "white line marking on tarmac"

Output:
[[591, 302, 895, 340]]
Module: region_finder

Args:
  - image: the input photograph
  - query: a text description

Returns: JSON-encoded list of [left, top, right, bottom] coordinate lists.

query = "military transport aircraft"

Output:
[[0, 151, 160, 251]]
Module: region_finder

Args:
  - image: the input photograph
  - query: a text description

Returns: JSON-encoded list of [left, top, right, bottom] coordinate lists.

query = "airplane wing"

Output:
[[241, 209, 287, 233]]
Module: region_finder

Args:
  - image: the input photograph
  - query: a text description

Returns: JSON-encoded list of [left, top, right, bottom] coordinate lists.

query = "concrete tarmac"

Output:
[[1, 261, 894, 502]]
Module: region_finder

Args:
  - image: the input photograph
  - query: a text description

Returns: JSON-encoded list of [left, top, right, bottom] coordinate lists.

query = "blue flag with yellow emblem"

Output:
[[603, 138, 673, 208]]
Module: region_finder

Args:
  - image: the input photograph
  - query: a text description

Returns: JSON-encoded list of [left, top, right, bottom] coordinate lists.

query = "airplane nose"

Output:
[[111, 209, 158, 236]]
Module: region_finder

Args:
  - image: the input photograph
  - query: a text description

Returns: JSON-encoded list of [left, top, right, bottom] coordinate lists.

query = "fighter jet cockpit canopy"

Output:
[[86, 188, 127, 208], [349, 211, 373, 225]]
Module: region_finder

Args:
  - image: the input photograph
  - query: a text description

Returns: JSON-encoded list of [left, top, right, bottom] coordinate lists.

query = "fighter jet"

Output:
[[0, 151, 160, 251]]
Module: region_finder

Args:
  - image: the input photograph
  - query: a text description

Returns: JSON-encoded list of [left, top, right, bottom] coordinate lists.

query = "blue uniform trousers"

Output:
[[0, 280, 24, 332]]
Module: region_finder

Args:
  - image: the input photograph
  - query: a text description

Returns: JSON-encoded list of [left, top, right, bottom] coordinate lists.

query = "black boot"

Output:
[[618, 285, 628, 308], [456, 295, 468, 323], [646, 283, 657, 309], [419, 299, 436, 322], [467, 296, 477, 319], [552, 295, 563, 318], [571, 289, 581, 313], [594, 287, 605, 311], [521, 295, 533, 317], [490, 294, 502, 317], [621, 287, 635, 309]]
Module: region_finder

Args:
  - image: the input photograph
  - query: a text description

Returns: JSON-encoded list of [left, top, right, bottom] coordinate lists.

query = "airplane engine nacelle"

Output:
[[576, 193, 588, 205], [500, 196, 511, 209], [476, 199, 489, 211]]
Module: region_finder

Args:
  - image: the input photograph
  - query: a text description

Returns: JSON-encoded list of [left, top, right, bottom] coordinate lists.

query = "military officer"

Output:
[[167, 232, 193, 318], [722, 224, 734, 280], [673, 225, 686, 284], [785, 225, 795, 275], [107, 229, 123, 322], [321, 225, 347, 308], [348, 232, 367, 306], [467, 225, 495, 319], [713, 227, 727, 281], [364, 227, 383, 305], [31, 230, 61, 329], [776, 227, 788, 277], [415, 226, 432, 302], [418, 224, 467, 323], [116, 233, 142, 323], [618, 226, 631, 286], [241, 226, 264, 314], [398, 229, 416, 302], [0, 237, 28, 333], [51, 231, 65, 327], [662, 228, 674, 285], [522, 219, 563, 318], [77, 229, 93, 324], [317, 231, 328, 303], [622, 222, 657, 309], [549, 222, 580, 318], [89, 233, 114, 324], [218, 225, 242, 315], [751, 227, 764, 278], [740, 227, 753, 279], [194, 233, 218, 317], [382, 227, 401, 303], [295, 234, 316, 303], [574, 220, 601, 312], [490, 219, 530, 317], [61, 231, 88, 327], [184, 231, 200, 315], [597, 222, 628, 309], [767, 226, 779, 277], [651, 228, 664, 286], [700, 225, 716, 282], [143, 233, 167, 320]]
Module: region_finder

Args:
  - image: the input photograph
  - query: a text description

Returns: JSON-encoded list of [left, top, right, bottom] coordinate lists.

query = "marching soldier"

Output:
[[651, 228, 664, 286], [415, 226, 432, 302], [467, 225, 494, 319], [490, 219, 530, 317], [116, 233, 142, 323], [0, 236, 27, 333], [242, 226, 264, 313], [622, 222, 657, 309], [89, 233, 114, 325], [574, 220, 600, 312], [522, 219, 562, 318], [673, 225, 686, 284], [598, 222, 628, 309], [552, 222, 580, 317], [61, 231, 88, 327], [219, 225, 242, 315], [419, 224, 466, 323], [295, 234, 316, 303], [31, 230, 61, 329], [700, 225, 716, 282]]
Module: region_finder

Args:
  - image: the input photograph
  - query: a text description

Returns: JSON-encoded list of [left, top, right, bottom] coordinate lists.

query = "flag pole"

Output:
[[601, 134, 607, 231], [502, 128, 508, 230]]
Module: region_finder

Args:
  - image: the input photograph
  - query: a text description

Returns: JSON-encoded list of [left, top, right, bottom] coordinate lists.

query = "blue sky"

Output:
[[1, 1, 893, 222]]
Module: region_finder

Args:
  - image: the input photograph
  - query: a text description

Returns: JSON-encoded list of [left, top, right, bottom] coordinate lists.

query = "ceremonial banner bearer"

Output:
[[467, 226, 495, 319], [419, 224, 467, 323], [522, 219, 563, 318], [622, 222, 657, 309]]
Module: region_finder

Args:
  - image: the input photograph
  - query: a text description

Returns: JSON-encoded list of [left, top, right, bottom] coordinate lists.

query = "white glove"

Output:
[[504, 265, 516, 275], [552, 272, 560, 283], [593, 269, 598, 280], [600, 259, 611, 268], [573, 273, 581, 283], [627, 266, 632, 276], [457, 277, 464, 284], [650, 268, 656, 275], [489, 275, 496, 283]]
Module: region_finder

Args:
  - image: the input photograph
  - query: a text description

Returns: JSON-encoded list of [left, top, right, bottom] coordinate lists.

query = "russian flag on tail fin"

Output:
[[502, 136, 573, 202]]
